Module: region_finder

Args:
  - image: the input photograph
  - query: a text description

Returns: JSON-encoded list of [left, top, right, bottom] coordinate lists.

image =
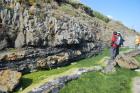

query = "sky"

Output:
[[80, 0, 140, 32]]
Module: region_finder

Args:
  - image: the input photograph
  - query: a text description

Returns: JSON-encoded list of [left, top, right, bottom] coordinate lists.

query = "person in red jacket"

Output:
[[110, 31, 118, 59]]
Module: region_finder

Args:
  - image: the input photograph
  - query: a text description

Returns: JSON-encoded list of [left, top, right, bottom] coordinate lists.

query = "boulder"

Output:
[[115, 54, 140, 69], [0, 69, 22, 93]]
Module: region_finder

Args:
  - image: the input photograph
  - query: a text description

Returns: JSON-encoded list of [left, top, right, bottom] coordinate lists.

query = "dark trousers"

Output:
[[116, 47, 119, 57], [110, 47, 119, 60]]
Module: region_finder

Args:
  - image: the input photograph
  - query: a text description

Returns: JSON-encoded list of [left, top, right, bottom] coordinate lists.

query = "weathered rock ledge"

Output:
[[0, 46, 100, 73]]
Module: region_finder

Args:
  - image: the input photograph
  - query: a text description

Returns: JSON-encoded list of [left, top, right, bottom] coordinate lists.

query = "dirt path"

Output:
[[132, 77, 140, 93]]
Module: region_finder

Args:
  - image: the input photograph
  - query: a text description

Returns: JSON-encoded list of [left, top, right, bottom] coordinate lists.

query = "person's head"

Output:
[[113, 31, 117, 35], [117, 31, 121, 36]]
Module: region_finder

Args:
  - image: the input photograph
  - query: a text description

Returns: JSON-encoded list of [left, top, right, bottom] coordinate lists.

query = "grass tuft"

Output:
[[135, 55, 140, 63]]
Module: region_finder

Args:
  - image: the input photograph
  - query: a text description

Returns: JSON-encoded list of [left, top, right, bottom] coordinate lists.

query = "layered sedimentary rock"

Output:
[[0, 0, 102, 73], [0, 0, 139, 92]]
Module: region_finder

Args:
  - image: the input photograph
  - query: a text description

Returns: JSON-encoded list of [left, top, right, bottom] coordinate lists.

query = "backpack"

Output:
[[115, 36, 124, 46]]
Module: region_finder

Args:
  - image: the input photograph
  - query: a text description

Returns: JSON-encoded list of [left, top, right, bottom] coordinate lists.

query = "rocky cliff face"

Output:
[[0, 0, 139, 92], [0, 0, 102, 73], [0, 0, 138, 72]]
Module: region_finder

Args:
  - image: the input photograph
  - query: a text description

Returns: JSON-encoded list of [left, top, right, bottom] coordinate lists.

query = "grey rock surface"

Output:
[[15, 31, 25, 48], [0, 1, 102, 73], [0, 26, 7, 50]]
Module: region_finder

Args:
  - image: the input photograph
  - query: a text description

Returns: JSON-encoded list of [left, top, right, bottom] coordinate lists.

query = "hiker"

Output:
[[110, 31, 124, 60], [135, 35, 140, 49], [110, 31, 118, 60], [116, 32, 124, 56]]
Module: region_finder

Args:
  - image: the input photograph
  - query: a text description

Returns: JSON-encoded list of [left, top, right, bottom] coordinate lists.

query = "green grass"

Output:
[[58, 3, 110, 23], [135, 55, 140, 62], [15, 47, 130, 92], [15, 48, 109, 92], [60, 48, 139, 93], [59, 4, 78, 17], [120, 47, 130, 52], [93, 10, 110, 23], [60, 68, 139, 93]]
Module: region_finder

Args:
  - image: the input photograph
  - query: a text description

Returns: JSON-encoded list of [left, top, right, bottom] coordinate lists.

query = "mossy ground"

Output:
[[15, 47, 139, 93], [60, 68, 139, 93], [135, 55, 140, 63], [60, 48, 140, 93]]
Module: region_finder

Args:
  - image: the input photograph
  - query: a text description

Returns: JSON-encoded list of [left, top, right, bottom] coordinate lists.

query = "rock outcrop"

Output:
[[115, 50, 140, 69], [115, 54, 140, 69], [0, 1, 98, 48], [0, 0, 102, 73], [0, 47, 99, 73], [0, 0, 137, 51], [0, 69, 22, 93], [0, 0, 139, 93]]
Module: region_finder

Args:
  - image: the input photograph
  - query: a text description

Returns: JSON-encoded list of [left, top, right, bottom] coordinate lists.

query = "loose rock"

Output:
[[0, 69, 22, 93]]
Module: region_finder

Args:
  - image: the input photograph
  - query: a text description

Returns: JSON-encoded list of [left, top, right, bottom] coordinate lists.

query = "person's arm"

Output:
[[111, 35, 116, 43], [111, 35, 116, 46]]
